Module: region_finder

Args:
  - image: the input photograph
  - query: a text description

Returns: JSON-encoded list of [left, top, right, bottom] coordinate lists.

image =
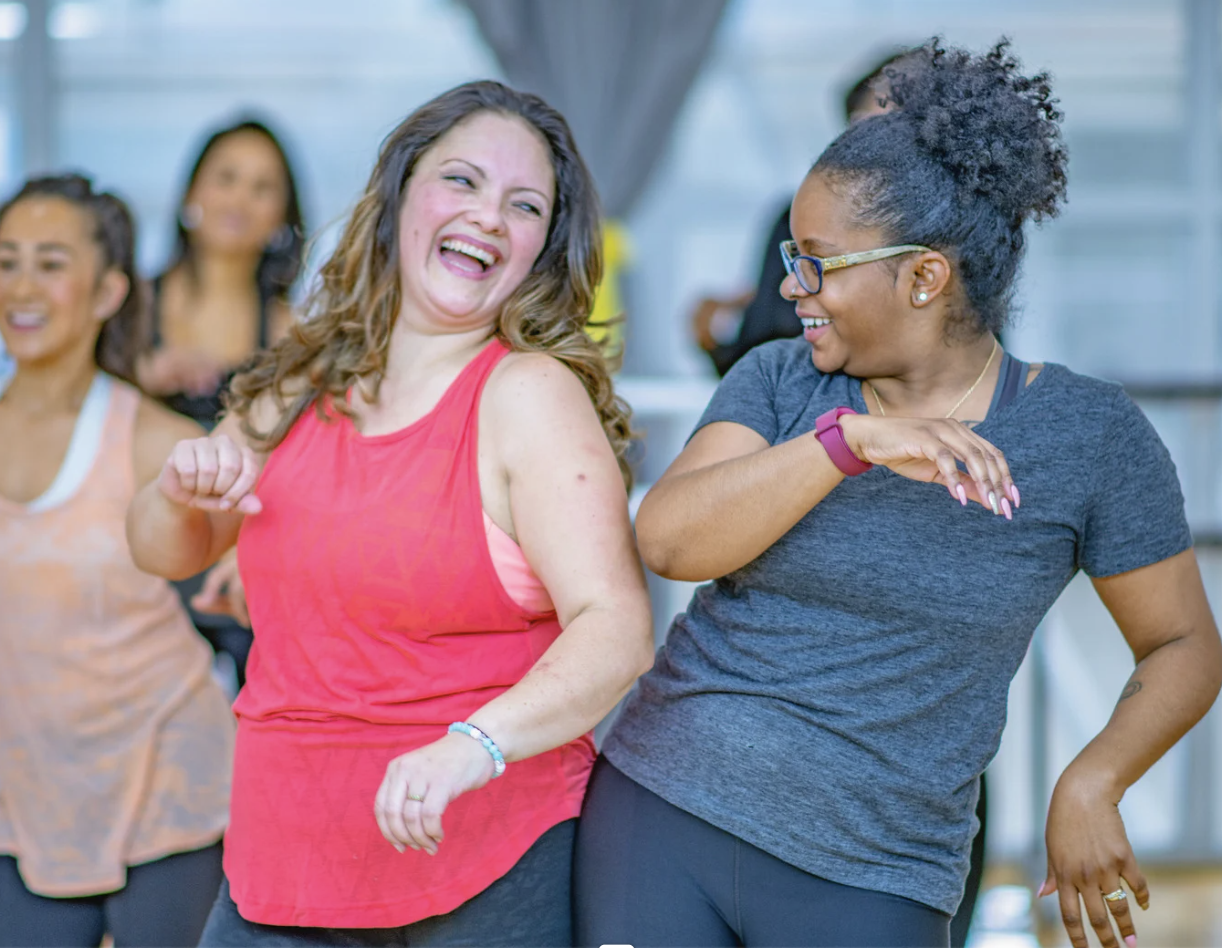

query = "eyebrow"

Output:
[[440, 158, 552, 204], [798, 237, 844, 256], [0, 241, 76, 254]]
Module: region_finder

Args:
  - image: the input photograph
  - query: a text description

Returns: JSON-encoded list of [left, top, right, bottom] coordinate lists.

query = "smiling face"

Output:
[[786, 171, 940, 377], [0, 196, 125, 371], [186, 129, 290, 256], [394, 110, 555, 335]]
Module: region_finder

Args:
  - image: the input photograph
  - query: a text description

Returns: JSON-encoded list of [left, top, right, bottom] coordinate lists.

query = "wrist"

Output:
[[814, 408, 872, 476], [448, 721, 506, 778], [1057, 758, 1127, 806]]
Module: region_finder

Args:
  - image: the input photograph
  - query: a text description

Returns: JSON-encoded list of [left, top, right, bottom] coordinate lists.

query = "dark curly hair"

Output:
[[813, 38, 1068, 336], [0, 174, 144, 384]]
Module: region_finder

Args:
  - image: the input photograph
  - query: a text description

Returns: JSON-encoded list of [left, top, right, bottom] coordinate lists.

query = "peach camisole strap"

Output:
[[483, 511, 553, 613]]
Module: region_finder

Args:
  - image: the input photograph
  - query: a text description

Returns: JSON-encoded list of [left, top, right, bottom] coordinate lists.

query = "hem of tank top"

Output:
[[225, 808, 583, 928]]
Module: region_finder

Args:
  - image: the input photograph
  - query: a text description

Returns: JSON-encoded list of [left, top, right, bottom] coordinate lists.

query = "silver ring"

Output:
[[1103, 888, 1127, 902], [407, 793, 425, 802]]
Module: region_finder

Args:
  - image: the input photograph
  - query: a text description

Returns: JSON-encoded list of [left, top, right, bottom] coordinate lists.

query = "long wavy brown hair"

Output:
[[227, 80, 634, 487]]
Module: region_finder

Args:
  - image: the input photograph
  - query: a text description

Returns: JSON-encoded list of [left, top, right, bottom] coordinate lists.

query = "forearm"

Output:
[[126, 481, 218, 580], [636, 431, 844, 581], [466, 599, 654, 762], [1062, 631, 1222, 799]]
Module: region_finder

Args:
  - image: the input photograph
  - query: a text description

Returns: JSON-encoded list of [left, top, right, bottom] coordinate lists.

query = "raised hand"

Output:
[[840, 413, 1019, 518], [158, 433, 263, 514]]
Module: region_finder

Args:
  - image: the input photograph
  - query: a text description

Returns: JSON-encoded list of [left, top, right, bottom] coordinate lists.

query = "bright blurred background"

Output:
[[4, 1, 1222, 943]]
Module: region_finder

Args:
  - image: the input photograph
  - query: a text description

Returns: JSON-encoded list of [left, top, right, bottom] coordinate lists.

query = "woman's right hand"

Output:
[[139, 346, 224, 397], [157, 434, 263, 514], [840, 414, 1018, 518]]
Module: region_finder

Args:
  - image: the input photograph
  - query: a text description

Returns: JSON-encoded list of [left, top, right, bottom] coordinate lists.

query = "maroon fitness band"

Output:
[[814, 407, 873, 476]]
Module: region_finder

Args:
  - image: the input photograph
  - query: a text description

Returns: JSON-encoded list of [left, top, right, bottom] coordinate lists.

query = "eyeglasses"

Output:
[[779, 239, 932, 295]]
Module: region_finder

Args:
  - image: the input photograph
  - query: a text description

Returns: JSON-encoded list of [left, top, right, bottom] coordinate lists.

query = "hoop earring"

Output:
[[180, 203, 203, 230], [266, 224, 294, 253]]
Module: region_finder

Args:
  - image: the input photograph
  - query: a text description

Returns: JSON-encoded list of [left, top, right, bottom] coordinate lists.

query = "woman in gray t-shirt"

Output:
[[576, 39, 1222, 948]]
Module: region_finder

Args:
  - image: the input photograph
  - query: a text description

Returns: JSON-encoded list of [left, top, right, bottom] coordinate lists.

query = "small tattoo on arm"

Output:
[[1119, 680, 1143, 701]]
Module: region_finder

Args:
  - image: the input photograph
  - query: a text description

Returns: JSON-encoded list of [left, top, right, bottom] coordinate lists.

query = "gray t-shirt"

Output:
[[604, 339, 1192, 916]]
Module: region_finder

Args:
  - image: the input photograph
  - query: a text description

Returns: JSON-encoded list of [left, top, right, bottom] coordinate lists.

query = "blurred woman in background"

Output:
[[138, 118, 307, 689], [0, 175, 234, 947]]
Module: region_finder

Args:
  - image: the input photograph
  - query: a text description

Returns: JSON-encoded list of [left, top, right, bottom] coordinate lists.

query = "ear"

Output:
[[92, 269, 130, 323], [904, 250, 952, 309]]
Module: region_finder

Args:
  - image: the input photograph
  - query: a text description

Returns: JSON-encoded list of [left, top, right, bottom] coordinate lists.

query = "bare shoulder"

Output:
[[133, 395, 206, 487], [486, 350, 594, 420]]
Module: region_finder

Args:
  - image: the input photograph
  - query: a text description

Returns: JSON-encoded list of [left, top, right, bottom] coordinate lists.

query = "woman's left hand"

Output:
[[1041, 770, 1149, 948], [373, 732, 496, 855]]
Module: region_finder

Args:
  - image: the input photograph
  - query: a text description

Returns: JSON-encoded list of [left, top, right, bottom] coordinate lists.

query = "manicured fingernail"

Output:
[[988, 490, 999, 515], [956, 484, 967, 506], [394, 844, 404, 854], [1011, 484, 1021, 508], [1036, 882, 1047, 897], [1002, 498, 1012, 521], [1125, 937, 1137, 948], [219, 499, 231, 510]]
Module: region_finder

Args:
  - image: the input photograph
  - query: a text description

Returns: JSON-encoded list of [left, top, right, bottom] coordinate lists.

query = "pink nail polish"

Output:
[[1125, 936, 1137, 948], [1002, 498, 1012, 521], [956, 484, 967, 506], [1011, 485, 1021, 508], [1036, 882, 1047, 898]]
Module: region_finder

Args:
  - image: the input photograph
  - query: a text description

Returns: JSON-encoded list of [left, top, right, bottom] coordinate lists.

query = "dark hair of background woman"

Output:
[[0, 173, 144, 385], [818, 37, 1069, 338], [166, 118, 306, 302]]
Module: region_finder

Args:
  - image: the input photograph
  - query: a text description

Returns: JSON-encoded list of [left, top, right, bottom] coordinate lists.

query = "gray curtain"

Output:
[[462, 0, 729, 218]]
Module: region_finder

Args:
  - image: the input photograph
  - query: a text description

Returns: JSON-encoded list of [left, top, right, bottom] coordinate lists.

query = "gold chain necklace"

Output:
[[868, 339, 999, 420]]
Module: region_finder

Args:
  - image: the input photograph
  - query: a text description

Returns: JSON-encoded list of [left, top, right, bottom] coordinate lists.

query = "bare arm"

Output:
[[465, 354, 654, 758], [375, 354, 654, 854], [638, 413, 1018, 582], [636, 421, 844, 581], [1043, 549, 1222, 948]]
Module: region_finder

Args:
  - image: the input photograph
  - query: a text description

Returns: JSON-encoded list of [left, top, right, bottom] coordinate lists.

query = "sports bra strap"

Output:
[[989, 349, 1029, 416]]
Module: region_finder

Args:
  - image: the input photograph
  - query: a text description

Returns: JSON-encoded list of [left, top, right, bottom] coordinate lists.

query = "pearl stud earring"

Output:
[[917, 292, 928, 302]]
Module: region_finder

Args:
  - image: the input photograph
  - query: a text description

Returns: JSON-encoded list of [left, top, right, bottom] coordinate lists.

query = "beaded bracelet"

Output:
[[448, 721, 506, 778]]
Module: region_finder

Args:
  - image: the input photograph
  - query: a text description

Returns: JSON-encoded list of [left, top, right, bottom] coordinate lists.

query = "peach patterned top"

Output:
[[0, 374, 235, 897]]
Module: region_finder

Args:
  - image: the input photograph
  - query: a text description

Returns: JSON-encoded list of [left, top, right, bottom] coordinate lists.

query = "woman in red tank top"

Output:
[[127, 81, 654, 946]]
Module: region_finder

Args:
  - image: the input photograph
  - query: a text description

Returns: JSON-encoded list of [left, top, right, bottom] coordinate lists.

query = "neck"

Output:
[[865, 334, 1000, 419], [2, 347, 98, 415], [378, 316, 494, 390], [177, 247, 262, 296]]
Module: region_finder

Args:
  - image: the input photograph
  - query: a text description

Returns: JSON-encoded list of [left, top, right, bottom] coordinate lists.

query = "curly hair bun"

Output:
[[888, 38, 1068, 224]]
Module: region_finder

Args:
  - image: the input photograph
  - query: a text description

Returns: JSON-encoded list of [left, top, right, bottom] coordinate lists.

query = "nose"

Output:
[[782, 272, 807, 301], [465, 193, 507, 236]]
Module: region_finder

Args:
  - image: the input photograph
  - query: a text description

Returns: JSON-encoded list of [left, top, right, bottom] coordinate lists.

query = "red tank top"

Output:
[[229, 340, 595, 927]]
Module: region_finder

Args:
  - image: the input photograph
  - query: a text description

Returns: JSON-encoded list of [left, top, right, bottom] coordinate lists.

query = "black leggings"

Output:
[[200, 819, 576, 947], [0, 842, 223, 948], [574, 758, 951, 948]]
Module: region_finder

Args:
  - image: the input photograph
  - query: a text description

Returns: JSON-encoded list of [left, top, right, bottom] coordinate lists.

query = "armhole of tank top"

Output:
[[26, 374, 113, 513]]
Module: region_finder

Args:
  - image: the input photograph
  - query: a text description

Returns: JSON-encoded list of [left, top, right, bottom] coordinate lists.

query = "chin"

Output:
[[808, 344, 847, 376]]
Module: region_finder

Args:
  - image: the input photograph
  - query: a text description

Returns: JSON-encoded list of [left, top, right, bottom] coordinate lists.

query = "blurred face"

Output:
[[787, 172, 913, 376], [395, 110, 555, 333], [185, 130, 289, 255], [0, 197, 124, 369]]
